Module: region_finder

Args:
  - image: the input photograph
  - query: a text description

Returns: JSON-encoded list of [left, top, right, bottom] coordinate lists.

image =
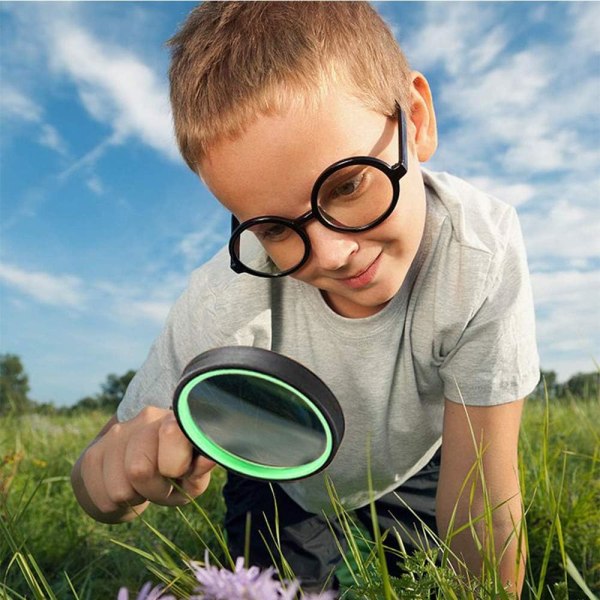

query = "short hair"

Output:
[[168, 1, 412, 171]]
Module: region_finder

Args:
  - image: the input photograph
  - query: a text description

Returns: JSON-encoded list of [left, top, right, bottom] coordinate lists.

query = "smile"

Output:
[[338, 253, 382, 289]]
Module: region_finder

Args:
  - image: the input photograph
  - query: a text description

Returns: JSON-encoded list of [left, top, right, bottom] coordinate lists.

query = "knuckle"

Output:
[[107, 485, 135, 508], [81, 443, 102, 471], [109, 421, 124, 437], [126, 455, 156, 482], [137, 405, 165, 423], [95, 497, 118, 514], [161, 463, 186, 479], [159, 416, 182, 439]]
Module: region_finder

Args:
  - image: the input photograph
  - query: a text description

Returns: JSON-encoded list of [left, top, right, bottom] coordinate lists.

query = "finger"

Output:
[[158, 455, 216, 506], [124, 424, 173, 504], [179, 455, 217, 498], [157, 412, 194, 478], [80, 439, 123, 515], [102, 434, 147, 511]]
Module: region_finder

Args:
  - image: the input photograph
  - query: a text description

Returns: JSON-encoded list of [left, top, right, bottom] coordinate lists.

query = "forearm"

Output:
[[437, 491, 526, 596]]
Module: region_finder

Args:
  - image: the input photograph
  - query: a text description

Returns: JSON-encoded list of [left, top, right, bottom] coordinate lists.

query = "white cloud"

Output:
[[0, 258, 185, 324], [412, 3, 599, 181], [403, 3, 508, 76], [117, 300, 172, 325], [38, 124, 69, 156], [177, 212, 229, 269], [92, 273, 187, 326], [0, 85, 42, 122], [0, 263, 85, 308], [86, 175, 104, 195], [531, 269, 600, 378], [521, 197, 600, 262], [568, 3, 600, 55], [47, 24, 178, 162]]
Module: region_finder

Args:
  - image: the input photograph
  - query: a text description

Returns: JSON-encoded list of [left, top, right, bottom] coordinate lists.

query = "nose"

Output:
[[305, 221, 359, 271]]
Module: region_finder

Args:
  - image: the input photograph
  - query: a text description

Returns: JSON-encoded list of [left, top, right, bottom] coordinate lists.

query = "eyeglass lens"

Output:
[[234, 163, 395, 276]]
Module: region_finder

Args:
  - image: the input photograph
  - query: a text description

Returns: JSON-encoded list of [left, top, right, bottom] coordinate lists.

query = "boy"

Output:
[[72, 2, 539, 595]]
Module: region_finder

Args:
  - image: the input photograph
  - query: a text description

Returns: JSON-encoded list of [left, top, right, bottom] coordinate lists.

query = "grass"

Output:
[[0, 395, 598, 599]]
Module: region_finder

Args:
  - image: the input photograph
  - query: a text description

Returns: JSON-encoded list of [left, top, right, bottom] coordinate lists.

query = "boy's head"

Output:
[[168, 1, 413, 171], [168, 2, 437, 319]]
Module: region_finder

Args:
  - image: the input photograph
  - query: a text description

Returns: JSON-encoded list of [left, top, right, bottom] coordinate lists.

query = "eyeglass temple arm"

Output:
[[395, 105, 408, 175], [229, 215, 243, 273]]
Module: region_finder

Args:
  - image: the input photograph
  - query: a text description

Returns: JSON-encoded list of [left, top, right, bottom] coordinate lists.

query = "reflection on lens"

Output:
[[317, 164, 393, 228], [186, 372, 327, 467], [237, 222, 305, 275]]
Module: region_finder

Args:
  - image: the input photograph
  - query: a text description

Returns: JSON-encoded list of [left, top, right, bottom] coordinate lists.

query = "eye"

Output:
[[253, 223, 292, 242], [324, 170, 368, 203], [333, 178, 361, 197]]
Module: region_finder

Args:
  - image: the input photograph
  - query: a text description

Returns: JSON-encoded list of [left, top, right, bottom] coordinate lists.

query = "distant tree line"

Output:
[[533, 369, 599, 401], [0, 353, 598, 416], [0, 353, 135, 416]]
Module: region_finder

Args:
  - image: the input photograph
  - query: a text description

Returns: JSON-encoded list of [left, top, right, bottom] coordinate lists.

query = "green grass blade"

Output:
[[565, 555, 599, 600]]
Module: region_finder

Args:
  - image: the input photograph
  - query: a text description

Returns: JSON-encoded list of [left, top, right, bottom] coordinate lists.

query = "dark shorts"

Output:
[[223, 448, 441, 591]]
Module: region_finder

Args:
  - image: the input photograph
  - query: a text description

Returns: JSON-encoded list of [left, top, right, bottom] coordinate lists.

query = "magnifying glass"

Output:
[[172, 346, 344, 481]]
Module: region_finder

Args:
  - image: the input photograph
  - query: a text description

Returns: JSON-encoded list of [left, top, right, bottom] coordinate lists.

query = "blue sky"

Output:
[[1, 2, 598, 407]]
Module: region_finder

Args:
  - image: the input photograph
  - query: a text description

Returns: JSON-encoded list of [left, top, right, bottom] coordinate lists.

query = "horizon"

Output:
[[1, 2, 599, 406]]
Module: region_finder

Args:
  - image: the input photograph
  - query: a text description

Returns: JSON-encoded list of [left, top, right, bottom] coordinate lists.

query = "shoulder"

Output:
[[410, 171, 533, 361], [422, 169, 518, 259]]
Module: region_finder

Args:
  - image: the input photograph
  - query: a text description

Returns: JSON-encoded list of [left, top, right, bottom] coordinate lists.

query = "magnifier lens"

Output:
[[173, 347, 344, 481], [182, 371, 328, 467]]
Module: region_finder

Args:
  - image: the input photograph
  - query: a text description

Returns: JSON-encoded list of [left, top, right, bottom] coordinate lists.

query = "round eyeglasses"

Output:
[[229, 108, 408, 278]]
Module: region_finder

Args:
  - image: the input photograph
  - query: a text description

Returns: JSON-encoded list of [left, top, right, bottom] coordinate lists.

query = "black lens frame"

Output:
[[228, 107, 408, 278]]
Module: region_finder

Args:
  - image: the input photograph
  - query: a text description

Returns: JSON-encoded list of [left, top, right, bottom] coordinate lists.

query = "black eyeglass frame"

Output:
[[228, 106, 408, 278]]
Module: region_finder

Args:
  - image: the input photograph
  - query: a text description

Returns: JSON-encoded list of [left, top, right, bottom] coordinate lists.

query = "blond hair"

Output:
[[168, 1, 412, 171]]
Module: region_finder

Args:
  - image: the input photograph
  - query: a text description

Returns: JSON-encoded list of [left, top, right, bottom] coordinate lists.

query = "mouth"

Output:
[[338, 253, 382, 289]]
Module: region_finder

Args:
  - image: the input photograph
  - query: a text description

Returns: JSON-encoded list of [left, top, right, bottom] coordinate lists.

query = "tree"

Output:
[[97, 370, 137, 411], [562, 371, 599, 400], [0, 354, 32, 415], [72, 369, 136, 412]]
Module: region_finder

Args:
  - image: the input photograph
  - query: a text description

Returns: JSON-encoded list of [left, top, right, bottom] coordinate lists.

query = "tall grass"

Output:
[[0, 394, 598, 599]]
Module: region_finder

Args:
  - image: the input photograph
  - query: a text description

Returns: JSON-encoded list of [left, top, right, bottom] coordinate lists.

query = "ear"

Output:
[[408, 71, 438, 162]]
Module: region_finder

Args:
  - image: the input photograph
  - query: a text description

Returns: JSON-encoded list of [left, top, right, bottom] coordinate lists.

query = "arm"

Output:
[[436, 398, 526, 596], [71, 407, 216, 524]]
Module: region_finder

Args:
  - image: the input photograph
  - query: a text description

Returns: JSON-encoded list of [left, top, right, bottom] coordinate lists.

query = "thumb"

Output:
[[180, 454, 217, 497]]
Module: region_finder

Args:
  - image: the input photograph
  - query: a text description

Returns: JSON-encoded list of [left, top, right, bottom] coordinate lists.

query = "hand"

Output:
[[73, 406, 216, 522]]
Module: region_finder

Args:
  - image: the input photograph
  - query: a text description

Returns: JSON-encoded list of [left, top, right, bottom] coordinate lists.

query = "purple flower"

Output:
[[303, 593, 337, 600], [117, 582, 177, 600], [117, 553, 337, 600], [187, 552, 335, 600]]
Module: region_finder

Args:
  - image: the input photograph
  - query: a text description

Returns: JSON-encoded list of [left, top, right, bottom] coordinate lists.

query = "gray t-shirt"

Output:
[[118, 170, 540, 513]]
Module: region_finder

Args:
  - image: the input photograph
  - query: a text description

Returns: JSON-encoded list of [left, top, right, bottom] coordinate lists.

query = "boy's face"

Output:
[[200, 83, 435, 318]]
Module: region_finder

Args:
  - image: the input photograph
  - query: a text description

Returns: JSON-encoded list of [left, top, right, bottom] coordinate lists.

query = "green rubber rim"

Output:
[[177, 368, 333, 480]]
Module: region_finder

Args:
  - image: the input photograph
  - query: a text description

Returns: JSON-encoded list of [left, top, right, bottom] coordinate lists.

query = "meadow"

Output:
[[1, 394, 598, 599]]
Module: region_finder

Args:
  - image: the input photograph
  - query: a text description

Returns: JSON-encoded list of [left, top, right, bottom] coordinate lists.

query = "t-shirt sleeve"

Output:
[[439, 207, 540, 406]]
